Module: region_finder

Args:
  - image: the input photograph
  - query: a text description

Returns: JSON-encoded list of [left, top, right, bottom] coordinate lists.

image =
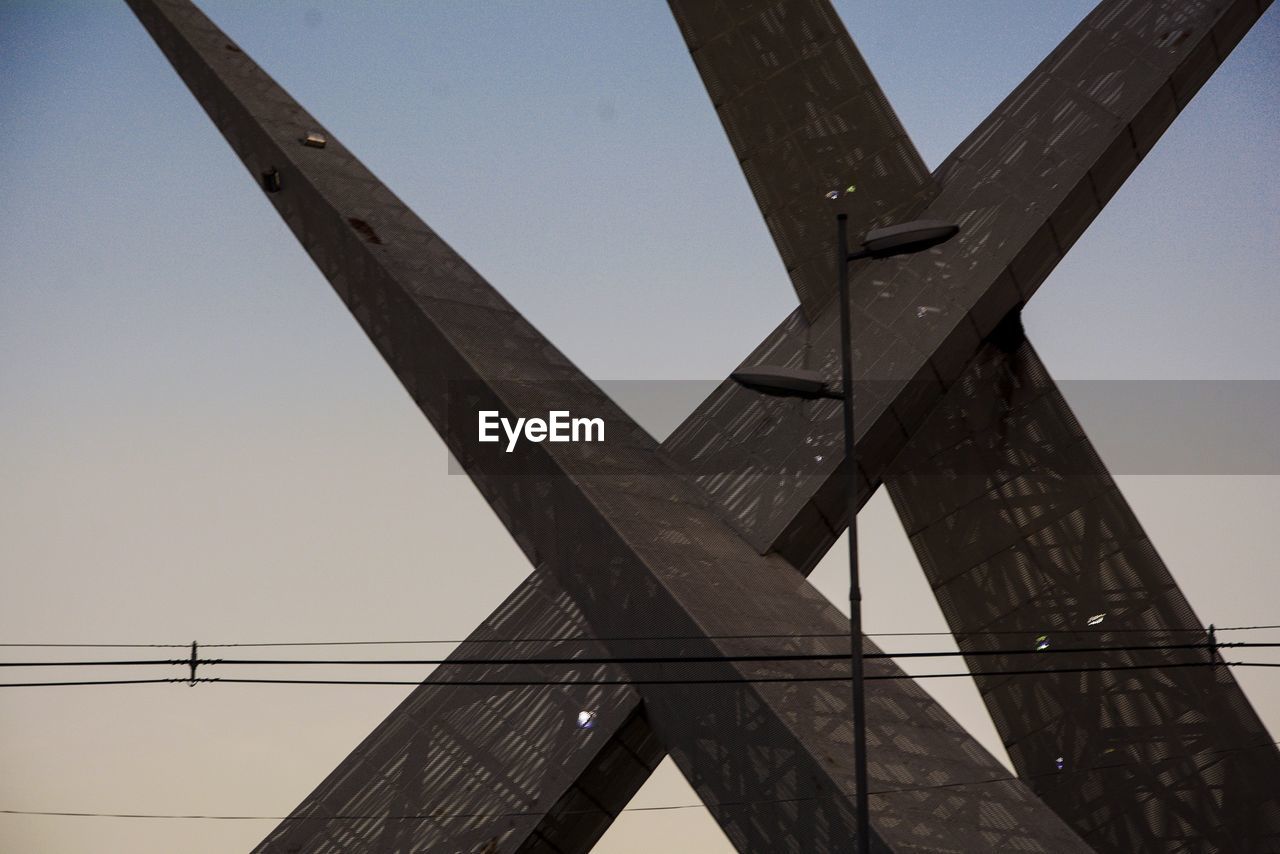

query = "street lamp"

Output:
[[730, 215, 959, 854], [729, 365, 840, 399]]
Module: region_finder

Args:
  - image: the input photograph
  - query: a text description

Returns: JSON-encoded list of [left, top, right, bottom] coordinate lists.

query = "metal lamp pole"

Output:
[[835, 214, 958, 852], [732, 214, 958, 853], [836, 213, 871, 854]]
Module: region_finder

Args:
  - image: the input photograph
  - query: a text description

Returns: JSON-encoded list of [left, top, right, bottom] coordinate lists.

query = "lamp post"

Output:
[[732, 216, 959, 854]]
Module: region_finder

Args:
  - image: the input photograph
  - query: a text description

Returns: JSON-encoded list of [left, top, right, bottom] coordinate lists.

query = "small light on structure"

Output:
[[261, 168, 281, 193], [576, 710, 596, 730], [825, 184, 856, 201], [1035, 635, 1050, 651], [1055, 756, 1065, 771], [1087, 613, 1105, 626], [302, 132, 328, 148]]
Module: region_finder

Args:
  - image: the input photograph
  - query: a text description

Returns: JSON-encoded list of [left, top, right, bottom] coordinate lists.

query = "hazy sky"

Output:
[[2, 2, 1278, 852]]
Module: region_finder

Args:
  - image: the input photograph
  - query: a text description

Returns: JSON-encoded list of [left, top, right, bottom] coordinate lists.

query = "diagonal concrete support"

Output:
[[666, 0, 939, 319], [885, 326, 1280, 850], [252, 568, 662, 854], [126, 2, 1091, 851]]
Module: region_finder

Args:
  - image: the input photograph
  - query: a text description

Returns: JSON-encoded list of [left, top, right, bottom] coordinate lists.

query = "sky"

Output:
[[1, 1, 1278, 852]]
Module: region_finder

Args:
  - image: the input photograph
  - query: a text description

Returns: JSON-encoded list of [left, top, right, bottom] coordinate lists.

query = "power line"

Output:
[[5, 640, 1277, 670], [4, 623, 1277, 650], [4, 738, 1277, 823], [0, 679, 177, 688], [5, 659, 1274, 688]]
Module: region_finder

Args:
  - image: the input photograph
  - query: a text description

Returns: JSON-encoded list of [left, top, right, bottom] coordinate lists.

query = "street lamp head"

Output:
[[729, 365, 837, 399], [856, 219, 959, 260]]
